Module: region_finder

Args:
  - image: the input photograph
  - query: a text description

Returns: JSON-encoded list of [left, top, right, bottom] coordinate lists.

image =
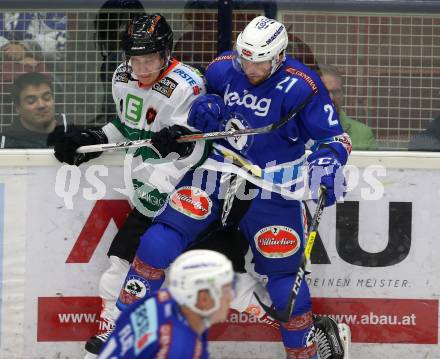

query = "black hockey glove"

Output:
[[151, 125, 195, 158], [54, 127, 108, 166]]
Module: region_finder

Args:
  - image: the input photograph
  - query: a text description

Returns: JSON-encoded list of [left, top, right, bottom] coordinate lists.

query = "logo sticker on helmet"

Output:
[[169, 186, 212, 220], [254, 226, 300, 258], [266, 25, 284, 45], [241, 49, 253, 57], [147, 15, 161, 34]]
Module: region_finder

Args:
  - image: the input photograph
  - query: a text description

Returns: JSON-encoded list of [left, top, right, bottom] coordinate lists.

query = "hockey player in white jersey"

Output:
[[54, 13, 213, 357]]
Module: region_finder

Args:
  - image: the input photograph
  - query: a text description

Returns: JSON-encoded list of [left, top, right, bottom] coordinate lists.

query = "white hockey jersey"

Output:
[[102, 59, 207, 217]]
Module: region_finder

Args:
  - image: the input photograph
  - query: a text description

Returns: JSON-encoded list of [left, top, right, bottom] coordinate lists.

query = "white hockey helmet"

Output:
[[168, 249, 234, 317], [235, 16, 288, 76]]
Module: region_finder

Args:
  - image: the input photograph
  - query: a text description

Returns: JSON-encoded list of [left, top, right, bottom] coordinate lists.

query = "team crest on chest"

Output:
[[223, 112, 253, 153], [146, 107, 157, 124]]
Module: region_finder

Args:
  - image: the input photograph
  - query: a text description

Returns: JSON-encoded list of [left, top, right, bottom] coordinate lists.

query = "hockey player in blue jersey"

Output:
[[98, 249, 234, 359], [116, 16, 352, 358]]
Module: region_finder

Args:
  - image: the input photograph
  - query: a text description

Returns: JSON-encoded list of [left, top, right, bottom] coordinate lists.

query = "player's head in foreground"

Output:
[[122, 13, 173, 86], [234, 16, 288, 85], [168, 249, 235, 332]]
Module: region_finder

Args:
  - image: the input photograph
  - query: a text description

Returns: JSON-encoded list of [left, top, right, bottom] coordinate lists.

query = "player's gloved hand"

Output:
[[54, 128, 108, 166], [307, 148, 346, 207], [151, 125, 195, 158], [188, 94, 226, 133]]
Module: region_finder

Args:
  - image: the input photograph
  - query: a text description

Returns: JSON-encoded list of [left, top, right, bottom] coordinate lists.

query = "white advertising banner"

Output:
[[0, 152, 439, 359]]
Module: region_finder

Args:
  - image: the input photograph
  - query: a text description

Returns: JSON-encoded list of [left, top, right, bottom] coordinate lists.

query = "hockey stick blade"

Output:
[[76, 93, 313, 153], [254, 187, 326, 323]]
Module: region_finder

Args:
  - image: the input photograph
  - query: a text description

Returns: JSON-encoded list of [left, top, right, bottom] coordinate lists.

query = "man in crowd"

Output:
[[1, 72, 70, 148], [319, 64, 377, 150]]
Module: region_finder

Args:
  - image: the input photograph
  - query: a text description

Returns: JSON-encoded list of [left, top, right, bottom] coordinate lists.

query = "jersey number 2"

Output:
[[324, 104, 338, 126]]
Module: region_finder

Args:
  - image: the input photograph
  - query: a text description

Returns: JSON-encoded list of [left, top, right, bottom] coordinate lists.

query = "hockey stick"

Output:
[[254, 187, 326, 323], [76, 93, 313, 154]]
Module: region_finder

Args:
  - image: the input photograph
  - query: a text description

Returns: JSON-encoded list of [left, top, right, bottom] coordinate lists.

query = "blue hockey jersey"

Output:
[[201, 52, 351, 192], [98, 290, 208, 359]]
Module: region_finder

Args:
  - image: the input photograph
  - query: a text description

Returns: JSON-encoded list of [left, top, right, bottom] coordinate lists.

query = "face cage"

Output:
[[122, 49, 172, 77]]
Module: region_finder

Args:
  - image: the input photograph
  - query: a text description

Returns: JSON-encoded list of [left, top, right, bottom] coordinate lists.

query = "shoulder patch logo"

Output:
[[284, 67, 318, 94], [152, 76, 178, 98], [125, 94, 144, 124], [173, 68, 198, 86], [207, 54, 234, 69], [115, 72, 129, 83], [193, 85, 201, 95]]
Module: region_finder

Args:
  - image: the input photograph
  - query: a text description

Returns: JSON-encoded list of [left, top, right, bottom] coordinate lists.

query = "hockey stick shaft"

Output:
[[75, 128, 262, 153], [254, 187, 326, 323], [76, 93, 313, 154]]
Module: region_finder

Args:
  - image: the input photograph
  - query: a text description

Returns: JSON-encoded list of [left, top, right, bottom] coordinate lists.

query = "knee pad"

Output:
[[137, 223, 186, 269]]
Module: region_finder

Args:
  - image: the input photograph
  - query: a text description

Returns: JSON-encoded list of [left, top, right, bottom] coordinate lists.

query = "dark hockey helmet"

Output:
[[122, 13, 173, 57]]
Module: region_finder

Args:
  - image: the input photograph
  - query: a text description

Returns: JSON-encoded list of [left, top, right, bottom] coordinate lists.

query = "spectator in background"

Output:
[[0, 41, 50, 83], [0, 12, 66, 62], [0, 12, 66, 123], [319, 64, 378, 150], [408, 116, 440, 151], [173, 0, 217, 70], [1, 72, 72, 148]]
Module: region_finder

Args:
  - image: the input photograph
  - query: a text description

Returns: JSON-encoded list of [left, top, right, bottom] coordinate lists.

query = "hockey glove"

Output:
[[307, 148, 346, 207], [188, 94, 226, 133], [54, 128, 108, 166], [151, 125, 195, 158]]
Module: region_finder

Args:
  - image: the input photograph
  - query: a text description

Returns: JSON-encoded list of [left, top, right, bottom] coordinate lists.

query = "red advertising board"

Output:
[[37, 297, 438, 344]]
